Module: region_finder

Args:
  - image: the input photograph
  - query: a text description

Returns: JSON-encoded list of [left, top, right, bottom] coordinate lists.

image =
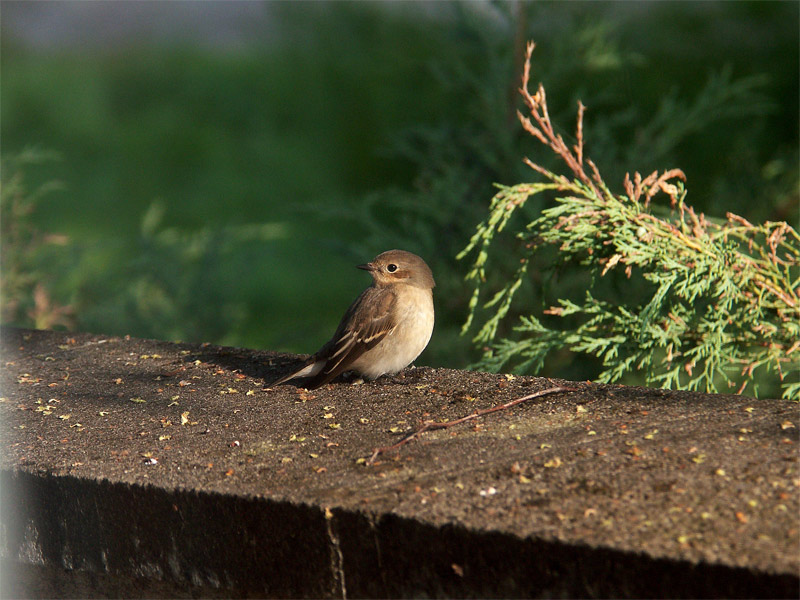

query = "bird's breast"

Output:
[[351, 286, 434, 379]]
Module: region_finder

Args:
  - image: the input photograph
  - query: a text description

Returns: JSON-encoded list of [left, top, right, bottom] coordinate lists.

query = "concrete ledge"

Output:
[[1, 327, 798, 597]]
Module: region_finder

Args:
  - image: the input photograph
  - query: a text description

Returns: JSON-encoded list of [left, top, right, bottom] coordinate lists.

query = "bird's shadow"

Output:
[[184, 344, 429, 390], [182, 344, 303, 386], [179, 343, 429, 390]]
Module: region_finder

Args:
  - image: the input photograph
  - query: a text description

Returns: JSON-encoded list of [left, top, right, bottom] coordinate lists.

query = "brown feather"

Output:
[[272, 286, 398, 389]]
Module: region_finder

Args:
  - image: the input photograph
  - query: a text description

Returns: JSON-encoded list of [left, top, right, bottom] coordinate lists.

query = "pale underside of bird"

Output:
[[271, 249, 435, 390]]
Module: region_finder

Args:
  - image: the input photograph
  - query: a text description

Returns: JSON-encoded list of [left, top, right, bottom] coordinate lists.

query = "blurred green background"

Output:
[[2, 1, 798, 380]]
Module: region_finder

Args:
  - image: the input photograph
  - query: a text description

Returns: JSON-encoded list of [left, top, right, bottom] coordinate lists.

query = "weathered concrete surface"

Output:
[[1, 326, 798, 598]]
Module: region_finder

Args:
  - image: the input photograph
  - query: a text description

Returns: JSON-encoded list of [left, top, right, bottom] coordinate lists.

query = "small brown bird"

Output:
[[271, 249, 435, 390]]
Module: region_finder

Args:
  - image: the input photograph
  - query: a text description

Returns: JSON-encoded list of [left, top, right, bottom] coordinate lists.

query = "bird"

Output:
[[271, 249, 435, 390]]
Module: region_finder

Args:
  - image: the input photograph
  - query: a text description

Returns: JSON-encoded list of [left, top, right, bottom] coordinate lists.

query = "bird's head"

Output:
[[357, 250, 435, 290]]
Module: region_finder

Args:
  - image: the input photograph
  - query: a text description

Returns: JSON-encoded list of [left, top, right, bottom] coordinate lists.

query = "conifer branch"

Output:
[[459, 41, 800, 400]]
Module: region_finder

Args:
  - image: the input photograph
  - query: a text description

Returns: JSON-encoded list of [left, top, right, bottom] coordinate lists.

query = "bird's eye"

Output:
[[387, 264, 398, 273]]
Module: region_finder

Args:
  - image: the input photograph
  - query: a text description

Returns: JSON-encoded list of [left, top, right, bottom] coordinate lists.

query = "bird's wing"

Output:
[[301, 286, 398, 389]]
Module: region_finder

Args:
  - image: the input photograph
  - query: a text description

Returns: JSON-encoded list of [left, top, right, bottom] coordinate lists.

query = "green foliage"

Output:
[[460, 43, 800, 400], [327, 3, 798, 372], [0, 4, 449, 351], [77, 200, 290, 345], [0, 150, 74, 330], [0, 153, 294, 344], [1, 3, 797, 382]]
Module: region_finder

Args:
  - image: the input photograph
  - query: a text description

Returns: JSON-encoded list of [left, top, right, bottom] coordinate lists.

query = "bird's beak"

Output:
[[357, 262, 375, 272]]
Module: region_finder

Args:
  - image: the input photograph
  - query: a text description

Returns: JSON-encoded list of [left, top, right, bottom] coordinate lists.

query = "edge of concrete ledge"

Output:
[[2, 469, 797, 599]]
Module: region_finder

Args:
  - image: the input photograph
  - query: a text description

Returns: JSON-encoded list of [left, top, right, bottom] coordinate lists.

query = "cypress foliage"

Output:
[[460, 43, 799, 400]]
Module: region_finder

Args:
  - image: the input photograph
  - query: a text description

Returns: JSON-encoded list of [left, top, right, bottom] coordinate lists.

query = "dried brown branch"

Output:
[[575, 101, 586, 167], [518, 41, 601, 198], [366, 385, 577, 465]]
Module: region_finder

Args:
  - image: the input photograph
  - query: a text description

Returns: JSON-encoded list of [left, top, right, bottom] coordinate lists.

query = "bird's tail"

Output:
[[269, 358, 323, 387]]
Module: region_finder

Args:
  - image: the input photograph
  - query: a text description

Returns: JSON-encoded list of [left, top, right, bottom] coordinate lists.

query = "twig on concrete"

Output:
[[366, 385, 577, 465]]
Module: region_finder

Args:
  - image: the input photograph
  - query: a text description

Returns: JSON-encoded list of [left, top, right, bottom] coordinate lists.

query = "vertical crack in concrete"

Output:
[[323, 507, 347, 599], [366, 511, 387, 595]]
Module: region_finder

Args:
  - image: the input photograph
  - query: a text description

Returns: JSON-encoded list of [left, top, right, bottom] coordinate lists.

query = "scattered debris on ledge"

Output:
[[1, 327, 797, 598]]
